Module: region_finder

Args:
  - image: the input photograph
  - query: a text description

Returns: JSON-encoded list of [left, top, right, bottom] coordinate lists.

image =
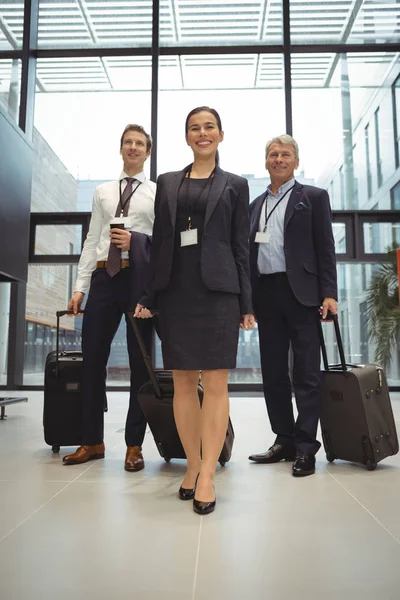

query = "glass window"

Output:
[[0, 1, 24, 50], [37, 0, 152, 49], [290, 0, 400, 45], [292, 52, 399, 210], [393, 76, 400, 167], [364, 123, 373, 198], [160, 0, 283, 47], [158, 54, 285, 179], [364, 222, 400, 252], [33, 58, 152, 211], [391, 180, 400, 210], [23, 265, 133, 385], [374, 107, 383, 188], [327, 263, 400, 386], [0, 283, 11, 385], [34, 225, 82, 255], [333, 223, 346, 254], [0, 58, 21, 123]]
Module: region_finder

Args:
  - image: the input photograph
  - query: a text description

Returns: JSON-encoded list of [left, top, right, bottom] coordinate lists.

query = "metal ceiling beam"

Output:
[[75, 0, 113, 89], [323, 0, 365, 88], [0, 13, 19, 48], [169, 0, 180, 43], [258, 0, 269, 41]]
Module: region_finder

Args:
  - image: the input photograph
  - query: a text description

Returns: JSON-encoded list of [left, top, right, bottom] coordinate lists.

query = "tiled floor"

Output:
[[0, 391, 399, 600]]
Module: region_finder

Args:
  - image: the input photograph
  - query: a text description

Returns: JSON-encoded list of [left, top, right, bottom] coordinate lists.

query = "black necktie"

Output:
[[106, 178, 136, 278]]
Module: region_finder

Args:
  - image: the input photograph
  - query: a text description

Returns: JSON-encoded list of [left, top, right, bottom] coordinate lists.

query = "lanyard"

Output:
[[263, 185, 294, 232], [182, 166, 215, 230], [118, 179, 142, 217]]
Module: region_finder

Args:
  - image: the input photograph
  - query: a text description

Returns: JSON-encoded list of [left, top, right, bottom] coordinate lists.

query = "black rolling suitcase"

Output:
[[127, 313, 234, 466], [43, 310, 107, 453], [319, 314, 399, 470]]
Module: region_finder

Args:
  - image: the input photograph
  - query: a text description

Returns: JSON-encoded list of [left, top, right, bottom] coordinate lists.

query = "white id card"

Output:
[[181, 228, 198, 247], [255, 231, 270, 244]]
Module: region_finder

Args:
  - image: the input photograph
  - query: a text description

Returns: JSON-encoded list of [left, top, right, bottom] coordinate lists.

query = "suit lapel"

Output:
[[204, 167, 228, 228], [250, 192, 267, 242], [166, 169, 187, 228], [284, 181, 303, 231]]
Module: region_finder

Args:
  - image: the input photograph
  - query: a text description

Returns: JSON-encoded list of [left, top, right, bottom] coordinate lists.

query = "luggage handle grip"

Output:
[[318, 311, 347, 372], [125, 312, 162, 399], [55, 310, 84, 375]]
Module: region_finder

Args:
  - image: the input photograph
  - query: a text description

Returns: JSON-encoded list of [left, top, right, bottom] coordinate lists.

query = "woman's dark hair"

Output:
[[185, 106, 222, 166]]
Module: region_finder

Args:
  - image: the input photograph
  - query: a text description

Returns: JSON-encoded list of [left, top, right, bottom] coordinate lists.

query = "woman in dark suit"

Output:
[[135, 106, 254, 514]]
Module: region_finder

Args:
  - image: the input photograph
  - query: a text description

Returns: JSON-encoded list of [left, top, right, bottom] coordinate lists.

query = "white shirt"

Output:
[[75, 171, 156, 294], [257, 178, 295, 275]]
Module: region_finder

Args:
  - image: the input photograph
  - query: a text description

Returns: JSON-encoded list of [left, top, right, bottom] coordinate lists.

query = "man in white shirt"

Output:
[[63, 124, 156, 471]]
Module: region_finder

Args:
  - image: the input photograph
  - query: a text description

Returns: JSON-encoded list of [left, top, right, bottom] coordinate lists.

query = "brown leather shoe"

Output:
[[63, 443, 105, 465], [125, 446, 144, 472]]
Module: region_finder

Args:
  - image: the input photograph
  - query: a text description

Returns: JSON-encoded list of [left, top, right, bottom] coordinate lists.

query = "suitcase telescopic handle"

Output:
[[318, 312, 347, 372], [55, 310, 84, 374], [125, 312, 162, 399]]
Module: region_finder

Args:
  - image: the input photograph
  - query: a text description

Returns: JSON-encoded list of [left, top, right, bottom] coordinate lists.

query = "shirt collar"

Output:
[[119, 170, 146, 183], [267, 177, 295, 198]]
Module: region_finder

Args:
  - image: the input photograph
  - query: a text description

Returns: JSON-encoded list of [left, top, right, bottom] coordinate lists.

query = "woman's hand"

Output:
[[134, 303, 153, 318], [240, 314, 255, 330]]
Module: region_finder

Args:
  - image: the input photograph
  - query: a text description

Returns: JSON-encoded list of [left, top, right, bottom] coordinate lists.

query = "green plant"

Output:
[[366, 242, 400, 368]]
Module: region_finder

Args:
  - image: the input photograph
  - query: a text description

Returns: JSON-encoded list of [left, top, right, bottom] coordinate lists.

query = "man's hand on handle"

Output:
[[321, 297, 338, 320], [67, 292, 85, 315], [134, 303, 154, 319], [240, 314, 256, 330]]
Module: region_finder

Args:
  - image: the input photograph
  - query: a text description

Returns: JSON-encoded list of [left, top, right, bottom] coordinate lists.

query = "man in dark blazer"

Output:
[[248, 134, 338, 476]]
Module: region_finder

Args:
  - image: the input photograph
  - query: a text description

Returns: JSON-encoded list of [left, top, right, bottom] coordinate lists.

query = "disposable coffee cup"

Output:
[[110, 218, 125, 230]]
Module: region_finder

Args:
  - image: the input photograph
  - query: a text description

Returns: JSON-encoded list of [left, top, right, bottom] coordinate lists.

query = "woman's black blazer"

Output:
[[141, 165, 253, 315]]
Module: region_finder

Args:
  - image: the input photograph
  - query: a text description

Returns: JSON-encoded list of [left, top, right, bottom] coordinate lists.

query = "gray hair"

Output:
[[265, 134, 299, 160]]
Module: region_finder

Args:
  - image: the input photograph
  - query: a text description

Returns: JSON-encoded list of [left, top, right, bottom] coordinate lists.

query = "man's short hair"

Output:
[[265, 134, 299, 160], [120, 124, 152, 152]]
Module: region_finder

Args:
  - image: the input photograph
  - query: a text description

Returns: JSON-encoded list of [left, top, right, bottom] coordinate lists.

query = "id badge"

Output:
[[255, 231, 270, 244], [181, 228, 198, 247]]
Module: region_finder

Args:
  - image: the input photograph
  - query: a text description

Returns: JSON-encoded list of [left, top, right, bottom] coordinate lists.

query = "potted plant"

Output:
[[366, 242, 400, 369]]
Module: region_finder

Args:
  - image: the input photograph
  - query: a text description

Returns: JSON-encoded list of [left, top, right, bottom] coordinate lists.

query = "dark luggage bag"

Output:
[[127, 313, 234, 466], [44, 310, 107, 453], [319, 314, 399, 470]]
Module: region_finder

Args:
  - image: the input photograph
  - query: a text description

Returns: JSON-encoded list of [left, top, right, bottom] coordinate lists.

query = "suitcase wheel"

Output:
[[366, 459, 377, 471], [52, 445, 60, 453], [219, 460, 226, 467], [164, 457, 171, 463], [326, 452, 336, 463]]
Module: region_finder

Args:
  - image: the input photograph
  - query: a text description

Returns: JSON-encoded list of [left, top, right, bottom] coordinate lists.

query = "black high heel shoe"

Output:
[[178, 474, 199, 501], [193, 482, 216, 515]]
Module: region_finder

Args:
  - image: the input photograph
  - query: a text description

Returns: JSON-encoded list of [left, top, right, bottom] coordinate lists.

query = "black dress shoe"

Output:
[[179, 474, 199, 501], [193, 498, 216, 515], [193, 480, 216, 515], [179, 485, 196, 501], [292, 451, 316, 477], [249, 443, 296, 464]]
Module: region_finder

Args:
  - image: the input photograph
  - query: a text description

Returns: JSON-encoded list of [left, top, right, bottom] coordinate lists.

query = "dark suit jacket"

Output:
[[249, 181, 337, 308], [140, 165, 253, 315], [128, 230, 152, 308]]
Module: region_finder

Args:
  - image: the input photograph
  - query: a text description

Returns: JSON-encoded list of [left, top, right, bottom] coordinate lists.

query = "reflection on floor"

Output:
[[0, 391, 399, 600]]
